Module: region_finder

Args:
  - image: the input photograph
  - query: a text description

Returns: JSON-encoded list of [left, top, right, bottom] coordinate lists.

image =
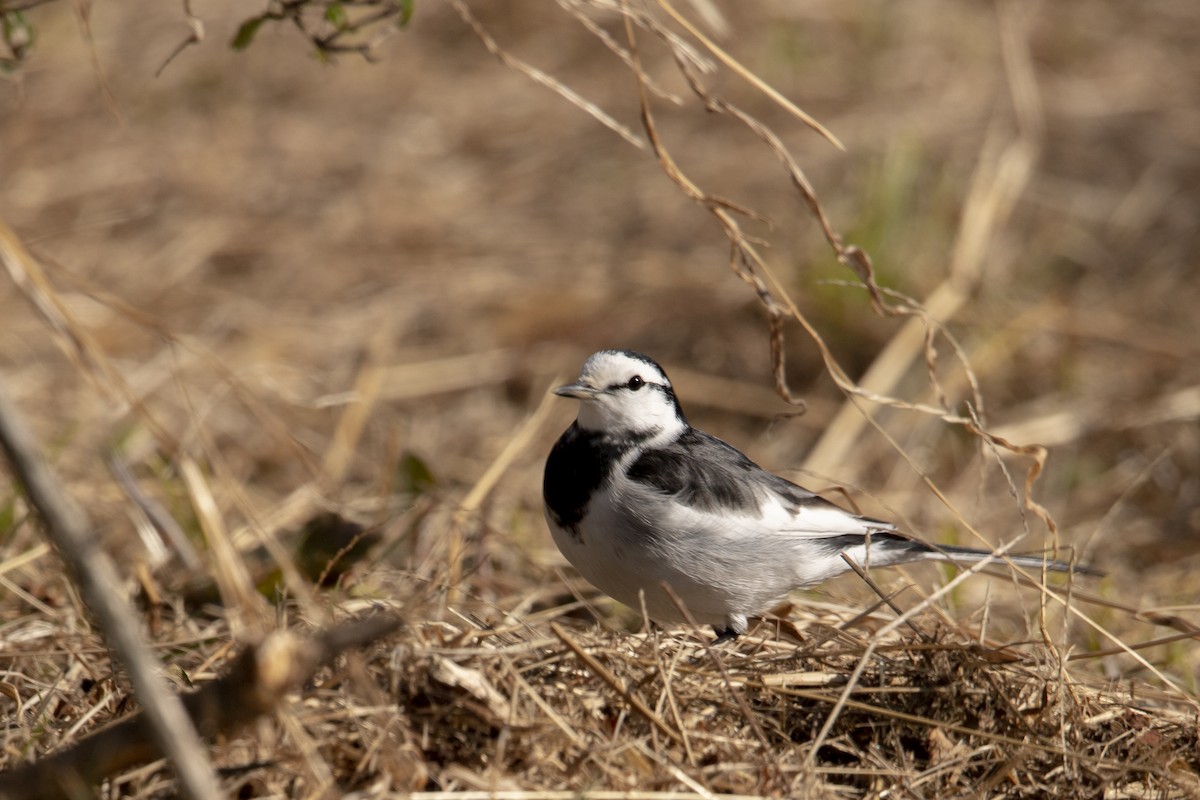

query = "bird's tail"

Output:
[[917, 543, 1103, 577]]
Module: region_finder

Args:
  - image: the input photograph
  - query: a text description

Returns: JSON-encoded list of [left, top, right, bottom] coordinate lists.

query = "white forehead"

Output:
[[579, 350, 670, 387]]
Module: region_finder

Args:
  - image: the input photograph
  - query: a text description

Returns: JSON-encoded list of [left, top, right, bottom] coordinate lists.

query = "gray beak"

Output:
[[553, 382, 599, 400]]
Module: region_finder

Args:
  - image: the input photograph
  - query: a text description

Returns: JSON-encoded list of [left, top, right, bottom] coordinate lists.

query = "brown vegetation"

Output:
[[1, 1, 1198, 797]]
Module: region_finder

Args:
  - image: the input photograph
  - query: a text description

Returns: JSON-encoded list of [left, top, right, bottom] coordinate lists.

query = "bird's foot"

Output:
[[711, 626, 740, 645]]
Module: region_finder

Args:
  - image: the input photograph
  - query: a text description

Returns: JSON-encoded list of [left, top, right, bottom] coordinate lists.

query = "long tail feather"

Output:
[[922, 543, 1103, 577]]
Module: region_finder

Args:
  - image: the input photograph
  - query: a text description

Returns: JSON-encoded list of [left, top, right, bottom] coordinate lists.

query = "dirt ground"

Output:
[[2, 1, 1199, 797]]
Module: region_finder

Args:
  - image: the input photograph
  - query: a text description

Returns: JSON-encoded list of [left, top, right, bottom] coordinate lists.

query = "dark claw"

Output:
[[712, 626, 739, 645]]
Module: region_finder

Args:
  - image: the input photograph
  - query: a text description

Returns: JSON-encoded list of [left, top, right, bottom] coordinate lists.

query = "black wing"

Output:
[[625, 428, 828, 515]]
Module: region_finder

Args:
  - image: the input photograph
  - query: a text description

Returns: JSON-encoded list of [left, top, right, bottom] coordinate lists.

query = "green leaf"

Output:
[[231, 15, 266, 51], [0, 493, 17, 541], [396, 0, 414, 27], [2, 10, 34, 54], [294, 511, 377, 587], [324, 2, 348, 30], [397, 451, 436, 496]]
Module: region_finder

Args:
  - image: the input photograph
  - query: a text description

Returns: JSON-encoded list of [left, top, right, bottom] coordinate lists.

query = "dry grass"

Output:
[[2, 0, 1199, 797]]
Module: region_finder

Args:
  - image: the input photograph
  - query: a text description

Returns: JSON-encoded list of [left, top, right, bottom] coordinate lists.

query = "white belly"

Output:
[[544, 488, 792, 630]]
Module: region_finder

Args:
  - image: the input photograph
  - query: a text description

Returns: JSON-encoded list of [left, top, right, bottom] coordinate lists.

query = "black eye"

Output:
[[627, 375, 645, 391]]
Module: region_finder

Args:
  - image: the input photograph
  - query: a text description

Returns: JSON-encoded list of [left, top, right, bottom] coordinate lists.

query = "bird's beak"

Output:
[[553, 382, 599, 400]]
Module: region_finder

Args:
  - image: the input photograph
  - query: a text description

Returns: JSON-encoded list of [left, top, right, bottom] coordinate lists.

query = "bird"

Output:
[[543, 349, 1097, 643]]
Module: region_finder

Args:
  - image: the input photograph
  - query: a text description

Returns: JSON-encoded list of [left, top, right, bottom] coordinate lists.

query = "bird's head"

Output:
[[554, 350, 686, 438]]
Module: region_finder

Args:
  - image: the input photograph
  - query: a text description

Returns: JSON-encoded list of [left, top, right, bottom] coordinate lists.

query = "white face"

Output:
[[557, 350, 686, 438]]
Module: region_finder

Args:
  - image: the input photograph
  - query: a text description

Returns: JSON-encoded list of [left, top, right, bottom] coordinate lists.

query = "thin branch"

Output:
[[0, 381, 222, 800], [449, 0, 645, 149], [655, 0, 844, 151], [0, 0, 62, 12], [155, 0, 205, 77]]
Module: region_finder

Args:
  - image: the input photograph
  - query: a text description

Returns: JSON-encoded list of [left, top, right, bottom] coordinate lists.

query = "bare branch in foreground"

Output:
[[0, 379, 222, 800], [0, 616, 402, 800]]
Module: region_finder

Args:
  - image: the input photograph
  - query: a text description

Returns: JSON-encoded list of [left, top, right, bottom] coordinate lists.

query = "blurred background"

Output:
[[2, 0, 1198, 680]]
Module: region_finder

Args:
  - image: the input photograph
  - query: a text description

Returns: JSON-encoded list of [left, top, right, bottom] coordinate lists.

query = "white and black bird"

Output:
[[543, 349, 1095, 642]]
